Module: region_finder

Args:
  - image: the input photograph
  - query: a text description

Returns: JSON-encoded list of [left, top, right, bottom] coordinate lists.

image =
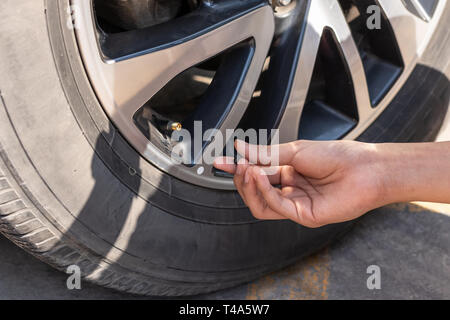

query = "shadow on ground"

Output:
[[202, 203, 450, 300], [1, 202, 449, 299]]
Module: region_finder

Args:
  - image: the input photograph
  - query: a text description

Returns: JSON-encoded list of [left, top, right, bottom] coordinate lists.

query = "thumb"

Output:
[[235, 140, 300, 167]]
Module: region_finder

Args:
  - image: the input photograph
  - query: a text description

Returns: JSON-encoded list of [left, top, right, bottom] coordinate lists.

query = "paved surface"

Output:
[[0, 123, 449, 300]]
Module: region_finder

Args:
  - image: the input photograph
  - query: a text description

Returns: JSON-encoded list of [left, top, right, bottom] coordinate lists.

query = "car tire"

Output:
[[0, 0, 448, 296]]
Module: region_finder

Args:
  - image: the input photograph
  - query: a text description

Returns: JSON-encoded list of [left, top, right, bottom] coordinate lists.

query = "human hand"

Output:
[[214, 140, 386, 228]]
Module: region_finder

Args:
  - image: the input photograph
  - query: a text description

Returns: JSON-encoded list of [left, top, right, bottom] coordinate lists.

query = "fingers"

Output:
[[213, 157, 291, 186], [261, 166, 283, 185], [260, 166, 298, 187], [250, 167, 318, 227], [251, 167, 298, 219], [235, 140, 300, 167], [239, 167, 286, 220], [228, 159, 285, 220], [214, 155, 302, 222], [213, 157, 236, 174]]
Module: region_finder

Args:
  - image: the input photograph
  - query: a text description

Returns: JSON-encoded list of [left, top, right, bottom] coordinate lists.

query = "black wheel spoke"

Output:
[[99, 0, 268, 60]]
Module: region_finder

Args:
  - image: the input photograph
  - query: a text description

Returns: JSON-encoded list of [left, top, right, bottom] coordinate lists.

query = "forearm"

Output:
[[374, 142, 450, 205]]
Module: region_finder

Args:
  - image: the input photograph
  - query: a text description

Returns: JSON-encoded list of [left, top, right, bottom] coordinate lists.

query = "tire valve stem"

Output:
[[167, 121, 182, 132]]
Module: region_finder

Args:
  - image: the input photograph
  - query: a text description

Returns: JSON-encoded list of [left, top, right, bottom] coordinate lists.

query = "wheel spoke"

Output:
[[278, 0, 371, 143], [377, 0, 438, 68], [75, 0, 272, 124], [74, 0, 274, 187], [197, 16, 275, 168], [328, 1, 372, 126], [408, 0, 433, 21], [277, 4, 321, 143]]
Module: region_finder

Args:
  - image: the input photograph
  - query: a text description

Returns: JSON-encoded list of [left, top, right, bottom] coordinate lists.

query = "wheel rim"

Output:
[[71, 0, 446, 190]]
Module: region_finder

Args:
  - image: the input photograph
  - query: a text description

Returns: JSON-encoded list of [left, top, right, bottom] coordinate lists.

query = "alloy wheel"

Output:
[[72, 0, 446, 189]]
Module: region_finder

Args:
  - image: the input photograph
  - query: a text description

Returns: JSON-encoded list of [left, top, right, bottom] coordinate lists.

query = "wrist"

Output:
[[361, 143, 397, 209], [346, 142, 396, 211], [346, 141, 450, 213], [356, 142, 419, 208], [369, 142, 445, 206], [370, 144, 398, 206]]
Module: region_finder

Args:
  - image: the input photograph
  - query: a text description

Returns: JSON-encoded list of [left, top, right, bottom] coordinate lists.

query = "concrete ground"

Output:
[[0, 122, 449, 300]]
